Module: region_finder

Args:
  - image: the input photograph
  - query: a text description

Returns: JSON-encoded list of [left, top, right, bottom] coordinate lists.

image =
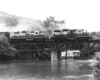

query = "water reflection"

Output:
[[0, 60, 94, 80], [52, 60, 93, 77]]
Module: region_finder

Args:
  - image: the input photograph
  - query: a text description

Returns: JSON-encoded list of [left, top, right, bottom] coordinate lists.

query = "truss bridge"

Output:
[[10, 38, 100, 60]]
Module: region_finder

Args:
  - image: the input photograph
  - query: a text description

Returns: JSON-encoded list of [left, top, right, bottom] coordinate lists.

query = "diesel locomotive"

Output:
[[0, 29, 91, 43], [52, 29, 90, 42]]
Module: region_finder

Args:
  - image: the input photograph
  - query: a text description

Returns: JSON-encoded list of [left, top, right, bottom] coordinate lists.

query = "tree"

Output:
[[43, 16, 65, 35], [43, 16, 65, 28], [90, 31, 100, 40], [0, 35, 17, 60]]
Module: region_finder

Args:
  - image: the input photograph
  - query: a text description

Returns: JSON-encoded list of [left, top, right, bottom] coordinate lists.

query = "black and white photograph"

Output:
[[0, 0, 100, 80]]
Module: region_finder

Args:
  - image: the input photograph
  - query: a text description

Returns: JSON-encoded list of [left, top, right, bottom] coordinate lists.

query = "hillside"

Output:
[[0, 11, 45, 32]]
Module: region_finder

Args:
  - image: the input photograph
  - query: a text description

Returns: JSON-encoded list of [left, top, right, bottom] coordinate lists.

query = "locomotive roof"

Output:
[[54, 30, 61, 32], [76, 29, 84, 31], [62, 29, 69, 31], [72, 29, 84, 31]]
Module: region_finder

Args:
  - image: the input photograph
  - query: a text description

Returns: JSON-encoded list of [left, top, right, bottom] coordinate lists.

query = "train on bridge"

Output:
[[0, 29, 93, 43], [0, 29, 99, 60]]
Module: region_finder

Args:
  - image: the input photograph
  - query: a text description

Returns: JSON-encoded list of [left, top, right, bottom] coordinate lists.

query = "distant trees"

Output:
[[4, 17, 19, 27], [90, 31, 100, 39]]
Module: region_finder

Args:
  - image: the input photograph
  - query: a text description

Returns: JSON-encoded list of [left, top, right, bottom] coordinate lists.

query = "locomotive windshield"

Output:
[[22, 31, 26, 33], [75, 29, 84, 34], [69, 30, 76, 34], [31, 31, 34, 33], [14, 32, 20, 34]]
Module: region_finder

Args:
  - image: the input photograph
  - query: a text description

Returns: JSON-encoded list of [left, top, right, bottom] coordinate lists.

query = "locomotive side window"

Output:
[[30, 31, 34, 35], [78, 31, 82, 34], [34, 31, 39, 35], [14, 32, 20, 34], [22, 31, 26, 33], [36, 32, 38, 34], [20, 31, 26, 36], [31, 31, 34, 33], [76, 29, 84, 34], [14, 31, 20, 36], [68, 30, 76, 34]]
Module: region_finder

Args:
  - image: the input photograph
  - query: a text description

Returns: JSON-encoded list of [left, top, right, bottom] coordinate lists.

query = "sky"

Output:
[[0, 0, 100, 32]]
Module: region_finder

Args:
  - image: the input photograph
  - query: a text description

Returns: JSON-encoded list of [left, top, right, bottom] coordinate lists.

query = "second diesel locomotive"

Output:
[[52, 29, 90, 42]]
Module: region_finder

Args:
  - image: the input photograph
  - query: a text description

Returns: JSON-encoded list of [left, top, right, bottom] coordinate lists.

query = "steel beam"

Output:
[[11, 40, 100, 52]]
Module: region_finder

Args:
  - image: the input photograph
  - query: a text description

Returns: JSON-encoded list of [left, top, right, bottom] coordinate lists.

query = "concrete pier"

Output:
[[51, 51, 58, 60], [51, 51, 61, 60], [61, 51, 67, 59]]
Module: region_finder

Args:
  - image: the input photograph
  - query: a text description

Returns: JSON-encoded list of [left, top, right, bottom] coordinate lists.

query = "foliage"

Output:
[[92, 53, 100, 80], [0, 35, 17, 60], [90, 31, 100, 40], [43, 16, 65, 35], [43, 16, 65, 28]]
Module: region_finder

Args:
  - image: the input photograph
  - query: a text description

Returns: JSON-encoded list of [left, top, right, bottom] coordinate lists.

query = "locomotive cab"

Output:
[[20, 31, 27, 36], [14, 31, 20, 36], [75, 29, 89, 41], [53, 30, 61, 35], [62, 29, 69, 35], [67, 29, 76, 40], [34, 31, 40, 35], [30, 31, 34, 36], [68, 29, 76, 34], [75, 29, 84, 34], [51, 30, 62, 42]]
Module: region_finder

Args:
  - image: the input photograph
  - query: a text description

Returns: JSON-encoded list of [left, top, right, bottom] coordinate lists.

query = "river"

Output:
[[0, 59, 95, 80]]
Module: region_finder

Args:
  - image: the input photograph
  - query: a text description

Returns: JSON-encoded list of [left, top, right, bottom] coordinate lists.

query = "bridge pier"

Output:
[[51, 51, 61, 61], [51, 51, 57, 60]]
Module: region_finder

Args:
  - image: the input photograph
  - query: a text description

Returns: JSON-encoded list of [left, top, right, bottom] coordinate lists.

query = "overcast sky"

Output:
[[0, 0, 100, 32]]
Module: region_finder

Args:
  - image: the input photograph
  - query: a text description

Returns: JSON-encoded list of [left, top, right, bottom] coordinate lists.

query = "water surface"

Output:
[[0, 59, 94, 80]]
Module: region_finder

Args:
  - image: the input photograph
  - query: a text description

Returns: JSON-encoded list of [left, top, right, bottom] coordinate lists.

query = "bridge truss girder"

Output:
[[11, 41, 100, 52]]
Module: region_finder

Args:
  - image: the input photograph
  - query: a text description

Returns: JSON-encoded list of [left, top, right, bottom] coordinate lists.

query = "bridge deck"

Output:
[[10, 39, 100, 43], [10, 37, 100, 52]]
